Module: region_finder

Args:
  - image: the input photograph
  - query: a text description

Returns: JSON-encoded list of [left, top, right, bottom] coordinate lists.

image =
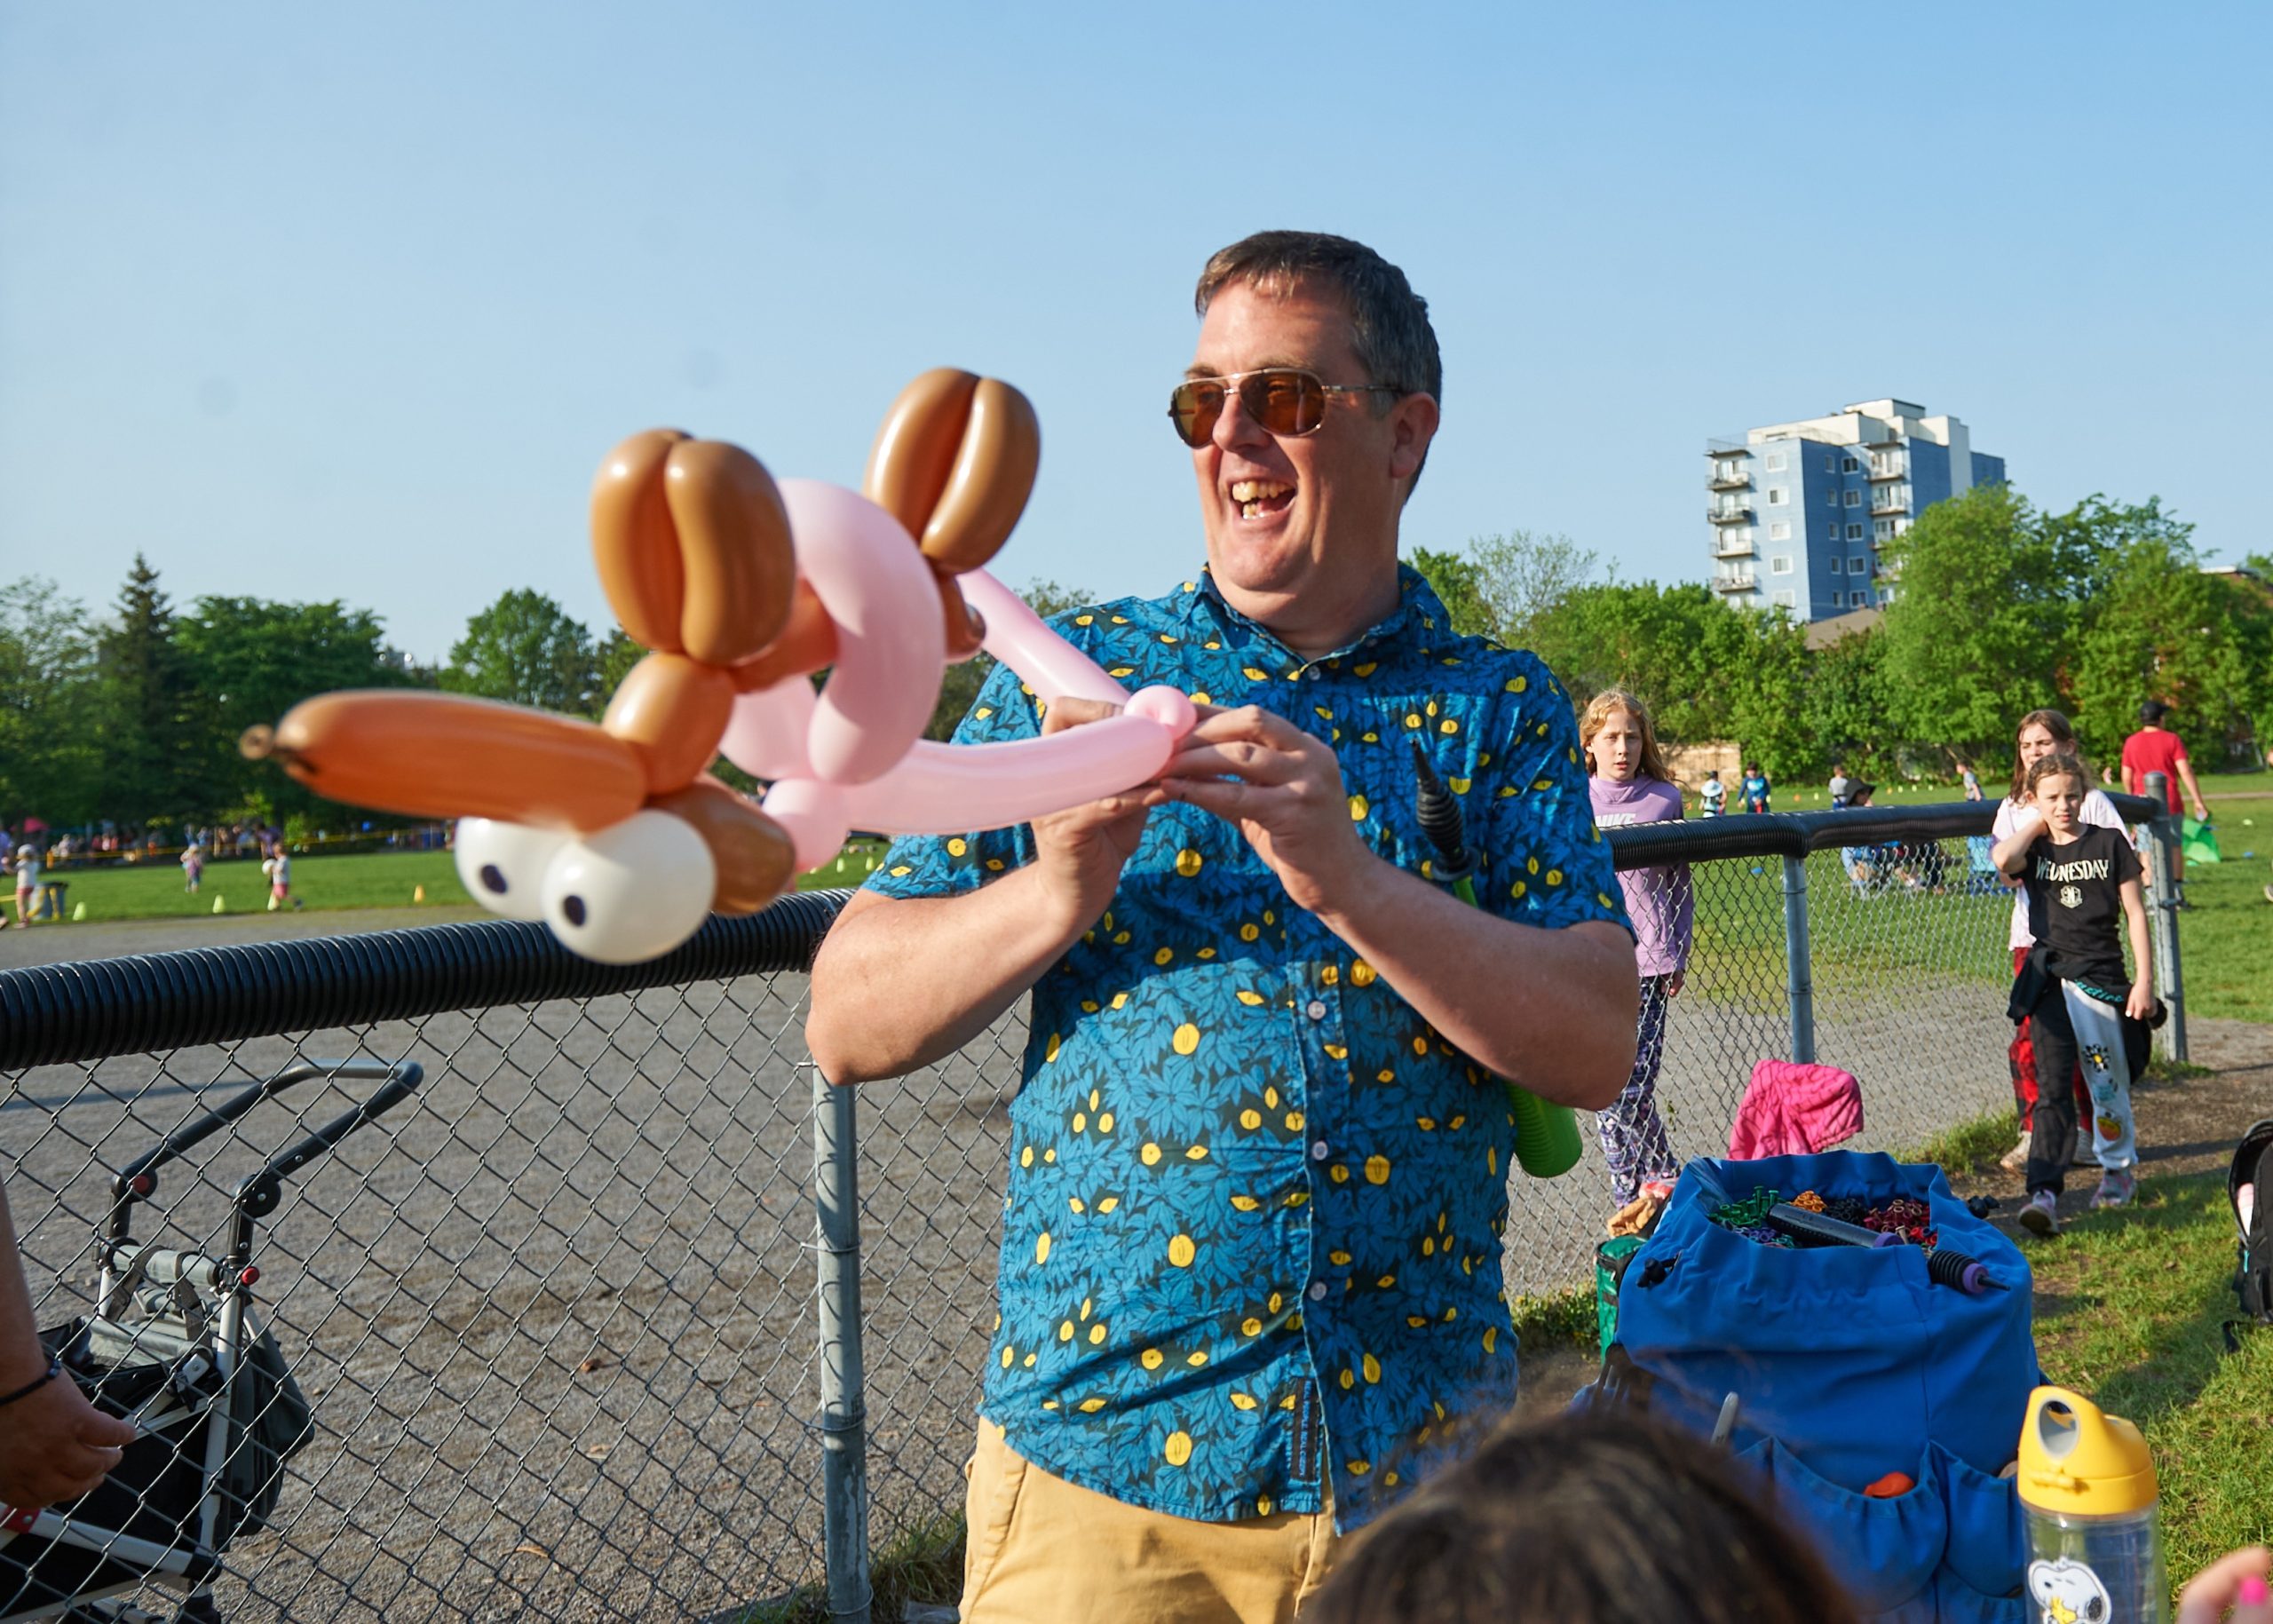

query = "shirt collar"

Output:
[[1185, 563, 1449, 668]]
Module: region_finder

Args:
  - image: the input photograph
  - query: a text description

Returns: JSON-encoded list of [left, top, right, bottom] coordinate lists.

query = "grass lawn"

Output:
[[37, 841, 893, 925], [2022, 1170, 2271, 1582]]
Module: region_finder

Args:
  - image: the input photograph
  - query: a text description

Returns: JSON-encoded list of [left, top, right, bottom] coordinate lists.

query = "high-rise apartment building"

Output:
[[1705, 400, 2006, 619]]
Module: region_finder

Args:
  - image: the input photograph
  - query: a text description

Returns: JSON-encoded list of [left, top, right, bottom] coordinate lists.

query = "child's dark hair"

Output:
[[1308, 1408, 1858, 1624], [2026, 751, 2089, 798]]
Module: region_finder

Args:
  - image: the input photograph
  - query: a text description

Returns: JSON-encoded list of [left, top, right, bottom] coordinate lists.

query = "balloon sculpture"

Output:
[[246, 370, 1198, 963]]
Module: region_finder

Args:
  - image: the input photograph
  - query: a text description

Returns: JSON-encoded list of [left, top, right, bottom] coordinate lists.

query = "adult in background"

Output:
[[1993, 710, 2119, 1173], [2121, 700, 2211, 826], [807, 230, 1638, 1622]]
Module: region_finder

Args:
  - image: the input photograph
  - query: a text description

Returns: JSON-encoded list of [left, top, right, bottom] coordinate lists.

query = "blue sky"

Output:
[[4, 4, 2268, 663]]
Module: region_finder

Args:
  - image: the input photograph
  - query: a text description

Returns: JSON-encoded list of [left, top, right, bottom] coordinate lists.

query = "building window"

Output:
[[1770, 556, 1794, 574], [1852, 590, 1871, 607], [1827, 488, 1840, 506], [1843, 523, 1861, 541], [1873, 518, 1894, 540], [1773, 589, 1797, 608], [1764, 451, 1786, 471], [1770, 521, 1791, 540], [1850, 555, 1867, 574], [1828, 557, 1843, 575], [1767, 487, 1787, 505], [1844, 490, 1862, 507], [1841, 455, 1858, 471]]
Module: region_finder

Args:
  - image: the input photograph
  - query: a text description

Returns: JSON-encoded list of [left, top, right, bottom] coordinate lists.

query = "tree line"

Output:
[[1413, 486, 2272, 787], [5, 486, 2264, 834]]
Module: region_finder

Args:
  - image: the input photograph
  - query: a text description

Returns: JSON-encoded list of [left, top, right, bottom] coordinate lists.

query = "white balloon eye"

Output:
[[454, 819, 569, 922], [540, 810, 717, 965]]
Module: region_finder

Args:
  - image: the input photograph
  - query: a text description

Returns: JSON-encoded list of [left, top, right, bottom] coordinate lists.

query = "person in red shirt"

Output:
[[2120, 701, 2211, 821]]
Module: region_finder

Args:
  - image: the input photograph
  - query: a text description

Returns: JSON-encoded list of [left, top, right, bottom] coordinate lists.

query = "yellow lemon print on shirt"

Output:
[[1058, 1320, 1074, 1343], [1237, 990, 1266, 1007], [1176, 849, 1204, 877], [1231, 1391, 1258, 1410], [1164, 1431, 1193, 1467], [1363, 1353, 1382, 1383], [1239, 923, 1260, 943], [1168, 1234, 1196, 1267], [1035, 1232, 1052, 1264], [1348, 794, 1368, 820], [1045, 1032, 1062, 1062], [1239, 1108, 1263, 1130], [1365, 1155, 1391, 1185], [1172, 1023, 1201, 1056], [1505, 675, 1527, 693], [1141, 1348, 1165, 1370], [1142, 1143, 1163, 1166], [1154, 947, 1175, 966], [1350, 960, 1377, 987], [946, 837, 967, 857]]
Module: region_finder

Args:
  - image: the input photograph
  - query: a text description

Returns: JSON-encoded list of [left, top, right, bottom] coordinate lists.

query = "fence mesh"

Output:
[[0, 812, 2158, 1620]]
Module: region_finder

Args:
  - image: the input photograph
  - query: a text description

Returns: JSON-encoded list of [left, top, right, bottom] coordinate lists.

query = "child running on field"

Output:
[[1739, 763, 1771, 814], [1581, 689, 1692, 1210], [261, 845, 305, 912], [10, 844, 40, 927], [1992, 752, 2155, 1232], [180, 840, 204, 893]]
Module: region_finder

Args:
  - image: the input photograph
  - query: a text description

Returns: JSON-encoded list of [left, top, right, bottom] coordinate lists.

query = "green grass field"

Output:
[[27, 839, 896, 926]]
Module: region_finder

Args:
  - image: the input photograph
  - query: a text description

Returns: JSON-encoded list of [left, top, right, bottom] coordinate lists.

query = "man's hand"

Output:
[[1156, 705, 1374, 915], [1029, 697, 1161, 935], [0, 1364, 135, 1510]]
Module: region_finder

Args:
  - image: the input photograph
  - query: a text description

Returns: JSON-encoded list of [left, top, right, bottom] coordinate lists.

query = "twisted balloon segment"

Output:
[[251, 372, 1195, 963]]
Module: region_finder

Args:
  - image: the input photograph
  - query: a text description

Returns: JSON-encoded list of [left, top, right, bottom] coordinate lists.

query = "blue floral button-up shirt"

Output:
[[866, 566, 1629, 1529]]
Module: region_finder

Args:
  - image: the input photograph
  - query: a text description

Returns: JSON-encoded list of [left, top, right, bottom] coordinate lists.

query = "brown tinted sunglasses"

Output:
[[1167, 368, 1398, 448]]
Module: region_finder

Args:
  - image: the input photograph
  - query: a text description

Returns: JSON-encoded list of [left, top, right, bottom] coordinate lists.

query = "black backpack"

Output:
[[2229, 1117, 2273, 1340]]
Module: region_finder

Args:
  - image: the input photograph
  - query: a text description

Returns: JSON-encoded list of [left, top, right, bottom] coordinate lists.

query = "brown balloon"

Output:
[[863, 368, 979, 542], [265, 691, 646, 831], [590, 429, 691, 653], [920, 377, 1040, 572], [728, 580, 839, 692], [934, 567, 986, 662], [662, 440, 796, 667], [601, 653, 733, 794], [653, 781, 796, 915]]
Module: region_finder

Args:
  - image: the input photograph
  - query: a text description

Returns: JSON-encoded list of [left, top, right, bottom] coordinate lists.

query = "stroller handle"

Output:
[[229, 1065, 426, 1235], [107, 1060, 424, 1243]]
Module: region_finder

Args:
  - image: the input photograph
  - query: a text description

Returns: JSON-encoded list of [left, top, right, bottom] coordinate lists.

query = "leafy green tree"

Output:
[[1876, 484, 2067, 767], [1465, 529, 1601, 649], [0, 578, 106, 827], [1407, 546, 1493, 638], [96, 555, 214, 822], [178, 597, 427, 820], [594, 628, 646, 715], [441, 590, 600, 713], [1799, 626, 1893, 780]]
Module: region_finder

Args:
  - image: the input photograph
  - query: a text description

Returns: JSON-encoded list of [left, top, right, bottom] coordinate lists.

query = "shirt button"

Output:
[[1306, 1000, 1327, 1021], [1306, 667, 1322, 680], [1311, 1140, 1329, 1161], [1308, 1281, 1328, 1302]]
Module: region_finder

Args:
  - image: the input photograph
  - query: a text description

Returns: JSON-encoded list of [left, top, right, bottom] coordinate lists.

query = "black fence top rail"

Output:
[[0, 792, 2171, 1071], [0, 891, 852, 1071]]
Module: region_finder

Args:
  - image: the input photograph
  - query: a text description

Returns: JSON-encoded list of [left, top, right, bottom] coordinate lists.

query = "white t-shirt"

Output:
[[1992, 789, 2125, 952], [13, 852, 40, 891]]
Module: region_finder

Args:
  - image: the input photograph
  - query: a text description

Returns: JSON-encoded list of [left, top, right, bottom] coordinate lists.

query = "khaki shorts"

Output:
[[959, 1419, 1340, 1624]]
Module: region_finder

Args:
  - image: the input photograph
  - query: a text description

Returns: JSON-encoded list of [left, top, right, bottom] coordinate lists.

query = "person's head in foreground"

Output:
[[1308, 1408, 1858, 1624], [2011, 707, 2081, 801], [2028, 752, 2090, 836]]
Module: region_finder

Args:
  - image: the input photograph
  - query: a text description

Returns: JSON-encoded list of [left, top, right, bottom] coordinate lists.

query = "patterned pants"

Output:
[[1598, 973, 1679, 1206], [2022, 978, 2140, 1195], [2008, 946, 2091, 1131]]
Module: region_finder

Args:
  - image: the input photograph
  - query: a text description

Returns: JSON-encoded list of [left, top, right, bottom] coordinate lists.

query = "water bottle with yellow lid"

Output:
[[2017, 1384, 2167, 1623]]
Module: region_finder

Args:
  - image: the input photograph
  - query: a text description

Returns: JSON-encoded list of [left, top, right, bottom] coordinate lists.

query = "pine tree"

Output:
[[97, 554, 211, 822]]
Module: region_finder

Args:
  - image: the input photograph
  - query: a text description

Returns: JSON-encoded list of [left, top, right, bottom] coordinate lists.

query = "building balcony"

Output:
[[1867, 462, 1906, 483], [1713, 572, 1756, 594], [1870, 495, 1907, 517], [1707, 471, 1752, 491], [1707, 504, 1754, 526], [1714, 535, 1755, 558]]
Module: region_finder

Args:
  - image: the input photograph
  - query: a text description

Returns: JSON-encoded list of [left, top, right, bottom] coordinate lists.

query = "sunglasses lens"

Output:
[[1168, 380, 1224, 447], [1241, 369, 1324, 436]]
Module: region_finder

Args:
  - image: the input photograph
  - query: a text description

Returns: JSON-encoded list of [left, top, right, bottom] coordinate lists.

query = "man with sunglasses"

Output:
[[809, 231, 1637, 1621]]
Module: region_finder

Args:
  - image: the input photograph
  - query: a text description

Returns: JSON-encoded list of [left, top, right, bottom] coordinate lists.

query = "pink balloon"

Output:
[[760, 777, 852, 874], [779, 479, 946, 785], [837, 709, 1180, 835], [960, 570, 1130, 707], [718, 673, 815, 780]]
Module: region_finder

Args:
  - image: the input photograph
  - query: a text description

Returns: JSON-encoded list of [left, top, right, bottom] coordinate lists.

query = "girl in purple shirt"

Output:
[[1582, 689, 1695, 1207]]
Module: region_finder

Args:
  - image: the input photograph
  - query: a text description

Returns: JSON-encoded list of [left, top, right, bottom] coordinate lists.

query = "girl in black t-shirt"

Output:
[[1991, 753, 2156, 1232]]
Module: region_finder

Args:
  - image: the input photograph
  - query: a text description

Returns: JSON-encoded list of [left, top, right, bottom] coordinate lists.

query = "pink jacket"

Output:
[[1727, 1059, 1865, 1160]]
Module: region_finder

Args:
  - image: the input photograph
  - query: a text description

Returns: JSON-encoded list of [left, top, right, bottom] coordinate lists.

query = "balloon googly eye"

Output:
[[454, 820, 570, 923], [540, 810, 716, 965]]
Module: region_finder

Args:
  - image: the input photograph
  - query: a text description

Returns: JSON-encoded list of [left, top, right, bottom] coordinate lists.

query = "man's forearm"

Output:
[[806, 872, 1088, 1085], [1311, 856, 1637, 1109]]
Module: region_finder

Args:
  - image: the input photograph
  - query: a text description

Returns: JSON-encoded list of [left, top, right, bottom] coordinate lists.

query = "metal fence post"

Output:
[[814, 1069, 873, 1624], [1780, 852, 1816, 1064], [2141, 772, 2189, 1064]]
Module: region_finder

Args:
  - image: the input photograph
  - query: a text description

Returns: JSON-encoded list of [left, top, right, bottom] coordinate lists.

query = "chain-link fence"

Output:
[[0, 796, 2182, 1621]]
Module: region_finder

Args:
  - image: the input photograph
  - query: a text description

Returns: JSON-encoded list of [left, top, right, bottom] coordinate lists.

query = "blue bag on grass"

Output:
[[1605, 1150, 2039, 1622]]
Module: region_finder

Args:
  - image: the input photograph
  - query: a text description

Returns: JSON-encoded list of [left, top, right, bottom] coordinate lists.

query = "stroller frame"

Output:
[[3, 1058, 424, 1624]]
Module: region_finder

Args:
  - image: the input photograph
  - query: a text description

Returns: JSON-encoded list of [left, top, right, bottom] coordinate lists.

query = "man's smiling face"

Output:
[[1186, 279, 1421, 633]]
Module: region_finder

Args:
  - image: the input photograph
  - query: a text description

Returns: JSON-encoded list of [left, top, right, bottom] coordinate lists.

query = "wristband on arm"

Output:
[[0, 1355, 62, 1408]]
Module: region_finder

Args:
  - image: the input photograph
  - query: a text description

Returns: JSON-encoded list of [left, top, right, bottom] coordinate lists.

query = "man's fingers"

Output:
[[1038, 695, 1123, 737], [1162, 777, 1259, 821], [1179, 703, 1305, 747], [80, 1408, 138, 1448], [1156, 741, 1303, 786]]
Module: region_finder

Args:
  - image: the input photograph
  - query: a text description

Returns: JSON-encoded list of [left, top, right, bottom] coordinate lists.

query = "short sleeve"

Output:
[[1471, 654, 1632, 939], [2081, 789, 2125, 831], [863, 660, 1043, 901], [2111, 832, 2143, 888]]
